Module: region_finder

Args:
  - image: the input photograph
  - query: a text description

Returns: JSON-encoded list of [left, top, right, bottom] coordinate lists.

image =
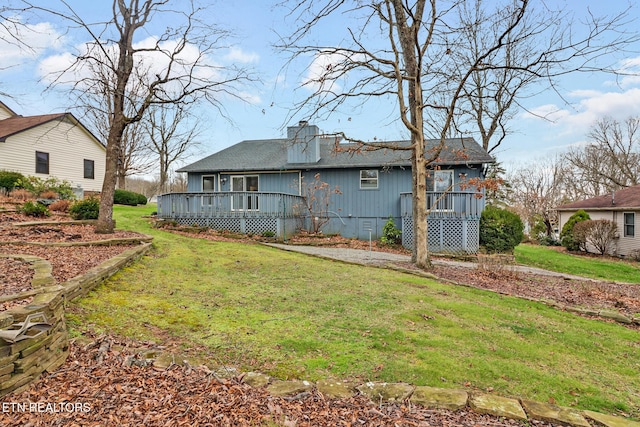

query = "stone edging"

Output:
[[138, 353, 640, 427], [0, 237, 152, 396]]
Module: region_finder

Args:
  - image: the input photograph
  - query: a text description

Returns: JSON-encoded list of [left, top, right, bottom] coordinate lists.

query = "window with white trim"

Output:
[[624, 212, 635, 237], [231, 175, 259, 210], [360, 170, 378, 189], [202, 176, 215, 191], [429, 170, 454, 211]]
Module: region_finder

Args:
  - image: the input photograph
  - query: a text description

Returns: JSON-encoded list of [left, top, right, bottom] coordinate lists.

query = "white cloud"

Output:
[[236, 90, 261, 104], [0, 18, 65, 67], [563, 88, 640, 129], [302, 50, 365, 94], [524, 87, 640, 129], [224, 47, 259, 64], [37, 35, 235, 90], [521, 104, 571, 123], [602, 56, 640, 88]]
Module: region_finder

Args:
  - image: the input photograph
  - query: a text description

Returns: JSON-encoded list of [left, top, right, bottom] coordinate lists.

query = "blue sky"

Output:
[[2, 0, 640, 174]]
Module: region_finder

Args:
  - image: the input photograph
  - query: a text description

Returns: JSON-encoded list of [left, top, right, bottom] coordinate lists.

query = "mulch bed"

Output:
[[0, 209, 142, 311], [0, 334, 561, 427]]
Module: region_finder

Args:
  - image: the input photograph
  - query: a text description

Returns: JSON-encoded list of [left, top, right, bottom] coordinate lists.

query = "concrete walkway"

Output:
[[266, 243, 604, 282]]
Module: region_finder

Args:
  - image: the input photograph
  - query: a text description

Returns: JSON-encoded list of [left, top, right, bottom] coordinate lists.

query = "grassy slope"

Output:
[[515, 243, 640, 283], [67, 205, 640, 418]]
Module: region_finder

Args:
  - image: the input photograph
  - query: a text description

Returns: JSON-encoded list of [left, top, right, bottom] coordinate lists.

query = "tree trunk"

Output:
[[117, 169, 126, 189], [95, 130, 120, 233], [412, 144, 430, 268]]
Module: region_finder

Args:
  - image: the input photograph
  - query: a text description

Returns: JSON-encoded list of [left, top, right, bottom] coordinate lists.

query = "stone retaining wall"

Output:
[[0, 242, 152, 396]]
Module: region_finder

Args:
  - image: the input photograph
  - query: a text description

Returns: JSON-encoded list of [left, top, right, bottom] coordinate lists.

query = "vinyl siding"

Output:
[[186, 171, 301, 193], [0, 106, 14, 120], [558, 209, 640, 257], [184, 165, 484, 239], [0, 118, 106, 192], [617, 210, 640, 257]]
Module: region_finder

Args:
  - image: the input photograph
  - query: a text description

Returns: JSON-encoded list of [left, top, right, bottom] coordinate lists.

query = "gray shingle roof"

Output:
[[178, 136, 493, 173]]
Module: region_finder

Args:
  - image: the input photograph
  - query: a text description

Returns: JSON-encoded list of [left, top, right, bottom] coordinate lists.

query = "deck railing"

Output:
[[157, 192, 305, 219], [400, 191, 485, 219]]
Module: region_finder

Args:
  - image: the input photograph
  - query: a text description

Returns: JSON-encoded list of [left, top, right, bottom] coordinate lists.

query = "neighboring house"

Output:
[[556, 185, 640, 258], [158, 121, 494, 254], [0, 101, 106, 194]]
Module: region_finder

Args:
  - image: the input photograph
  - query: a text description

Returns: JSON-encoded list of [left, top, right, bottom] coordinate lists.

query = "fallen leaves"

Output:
[[0, 334, 563, 426]]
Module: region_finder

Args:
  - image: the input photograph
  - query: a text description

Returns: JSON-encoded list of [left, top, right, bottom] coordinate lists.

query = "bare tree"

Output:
[[79, 63, 155, 190], [564, 116, 640, 198], [281, 0, 636, 268], [25, 0, 252, 233], [296, 173, 342, 234], [144, 104, 200, 194], [507, 156, 567, 238]]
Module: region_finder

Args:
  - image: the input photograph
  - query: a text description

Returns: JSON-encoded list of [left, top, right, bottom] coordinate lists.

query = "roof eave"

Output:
[[555, 206, 640, 211]]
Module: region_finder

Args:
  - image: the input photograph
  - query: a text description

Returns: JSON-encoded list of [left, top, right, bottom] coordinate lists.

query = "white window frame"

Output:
[[623, 212, 635, 237], [202, 175, 216, 191], [360, 170, 378, 189], [231, 175, 259, 211], [430, 170, 454, 212]]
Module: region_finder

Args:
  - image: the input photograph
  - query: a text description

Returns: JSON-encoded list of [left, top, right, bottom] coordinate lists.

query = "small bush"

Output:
[[114, 189, 146, 206], [15, 176, 75, 199], [380, 216, 402, 245], [39, 190, 59, 199], [560, 210, 590, 251], [538, 235, 561, 246], [0, 171, 26, 191], [9, 189, 34, 201], [573, 219, 618, 255], [261, 230, 276, 238], [20, 201, 50, 217], [49, 199, 71, 213], [479, 206, 524, 253], [69, 197, 100, 220]]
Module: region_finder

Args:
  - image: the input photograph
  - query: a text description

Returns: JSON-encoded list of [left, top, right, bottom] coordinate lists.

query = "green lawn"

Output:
[[67, 205, 640, 418], [515, 243, 640, 283]]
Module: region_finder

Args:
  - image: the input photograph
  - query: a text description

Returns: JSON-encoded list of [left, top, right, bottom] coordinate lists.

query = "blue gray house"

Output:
[[157, 122, 494, 254]]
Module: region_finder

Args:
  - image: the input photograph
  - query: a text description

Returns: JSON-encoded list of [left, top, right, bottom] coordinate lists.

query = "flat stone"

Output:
[[356, 382, 414, 403], [469, 393, 527, 421], [152, 353, 176, 369], [210, 366, 239, 379], [317, 380, 355, 399], [242, 372, 270, 387], [521, 399, 590, 426], [0, 314, 14, 329], [566, 306, 599, 316], [584, 410, 640, 427], [598, 310, 632, 324], [267, 380, 314, 397], [411, 386, 468, 410]]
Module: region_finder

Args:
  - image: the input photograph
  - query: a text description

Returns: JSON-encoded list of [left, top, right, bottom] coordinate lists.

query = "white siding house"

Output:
[[556, 185, 640, 258], [0, 101, 106, 193]]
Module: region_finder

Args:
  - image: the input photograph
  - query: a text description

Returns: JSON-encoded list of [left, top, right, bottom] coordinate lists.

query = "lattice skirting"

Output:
[[172, 216, 299, 239], [402, 217, 479, 254]]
